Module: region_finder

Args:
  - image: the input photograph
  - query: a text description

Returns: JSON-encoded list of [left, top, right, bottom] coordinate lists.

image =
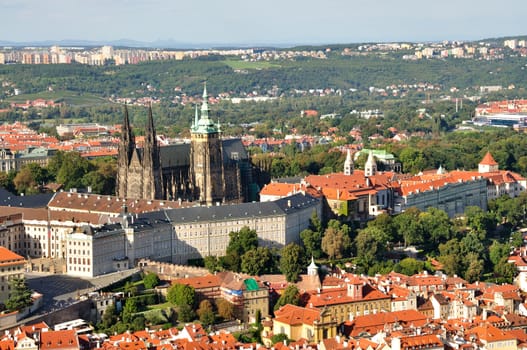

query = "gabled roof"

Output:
[[480, 152, 498, 166], [274, 304, 322, 326], [0, 247, 24, 264], [40, 329, 79, 350], [344, 310, 429, 337], [466, 323, 517, 342]]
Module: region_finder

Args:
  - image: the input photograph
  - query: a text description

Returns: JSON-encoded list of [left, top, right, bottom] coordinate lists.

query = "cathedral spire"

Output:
[[122, 104, 135, 162], [146, 103, 155, 137], [200, 82, 210, 121], [193, 104, 199, 130]]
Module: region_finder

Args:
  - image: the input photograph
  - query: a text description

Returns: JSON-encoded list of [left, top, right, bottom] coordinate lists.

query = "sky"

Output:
[[1, 0, 526, 46]]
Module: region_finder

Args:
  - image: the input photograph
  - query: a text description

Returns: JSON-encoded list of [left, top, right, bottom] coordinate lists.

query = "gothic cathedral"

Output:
[[116, 85, 253, 204], [116, 105, 163, 200]]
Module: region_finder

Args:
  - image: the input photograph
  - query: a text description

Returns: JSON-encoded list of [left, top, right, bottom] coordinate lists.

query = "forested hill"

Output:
[[1, 53, 526, 99]]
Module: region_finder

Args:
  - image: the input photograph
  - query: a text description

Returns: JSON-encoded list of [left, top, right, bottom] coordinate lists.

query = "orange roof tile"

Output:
[[480, 152, 498, 166], [0, 247, 24, 263], [40, 329, 79, 350], [274, 304, 322, 326]]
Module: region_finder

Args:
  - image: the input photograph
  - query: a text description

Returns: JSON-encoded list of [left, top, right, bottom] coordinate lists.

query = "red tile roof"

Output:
[[40, 330, 79, 350], [480, 152, 498, 166], [274, 304, 322, 326], [0, 247, 25, 264]]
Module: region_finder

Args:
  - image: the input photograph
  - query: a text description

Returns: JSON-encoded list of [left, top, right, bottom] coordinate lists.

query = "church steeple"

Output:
[[344, 149, 354, 175], [144, 104, 160, 168], [121, 104, 135, 163], [189, 83, 225, 206], [200, 82, 210, 121], [193, 104, 199, 130], [365, 151, 377, 177], [193, 82, 219, 134], [116, 104, 137, 199]]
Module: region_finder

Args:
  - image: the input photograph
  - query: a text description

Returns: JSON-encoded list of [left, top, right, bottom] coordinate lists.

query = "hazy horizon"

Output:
[[0, 0, 525, 46]]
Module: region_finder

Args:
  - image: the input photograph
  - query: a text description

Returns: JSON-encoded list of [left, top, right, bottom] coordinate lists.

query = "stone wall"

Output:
[[138, 259, 208, 280]]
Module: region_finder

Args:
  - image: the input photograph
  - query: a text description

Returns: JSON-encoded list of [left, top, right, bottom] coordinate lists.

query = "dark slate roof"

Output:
[[89, 210, 172, 235], [158, 138, 247, 169], [274, 176, 305, 184], [222, 138, 248, 161], [159, 143, 190, 168], [163, 193, 320, 224], [0, 188, 54, 208]]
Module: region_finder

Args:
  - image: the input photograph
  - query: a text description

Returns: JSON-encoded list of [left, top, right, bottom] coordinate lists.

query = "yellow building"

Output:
[[305, 277, 391, 324], [466, 324, 517, 350], [268, 304, 337, 345]]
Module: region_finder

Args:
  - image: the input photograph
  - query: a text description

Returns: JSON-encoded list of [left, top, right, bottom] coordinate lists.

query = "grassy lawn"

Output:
[[146, 302, 173, 310], [224, 59, 281, 70], [6, 90, 111, 106]]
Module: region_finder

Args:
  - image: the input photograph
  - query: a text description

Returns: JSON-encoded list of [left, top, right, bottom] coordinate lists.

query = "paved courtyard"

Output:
[[26, 269, 139, 314]]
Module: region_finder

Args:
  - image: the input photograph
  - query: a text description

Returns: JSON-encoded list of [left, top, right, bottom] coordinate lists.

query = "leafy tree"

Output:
[[220, 252, 242, 273], [0, 171, 16, 192], [308, 210, 323, 234], [463, 206, 497, 239], [13, 164, 46, 194], [241, 247, 275, 276], [177, 303, 196, 322], [489, 240, 510, 267], [166, 283, 195, 308], [271, 334, 291, 345], [100, 303, 117, 329], [224, 226, 259, 272], [216, 298, 235, 320], [122, 298, 138, 324], [274, 285, 300, 311], [321, 220, 351, 260], [354, 230, 385, 272], [366, 213, 396, 245], [399, 147, 426, 174], [197, 300, 215, 326], [420, 207, 453, 249], [396, 258, 425, 276], [130, 315, 146, 331], [5, 277, 33, 311], [300, 229, 323, 259], [143, 273, 160, 289], [82, 169, 115, 195], [438, 238, 463, 277], [197, 299, 213, 316], [124, 281, 138, 297], [460, 232, 485, 259], [393, 207, 423, 246], [204, 256, 222, 273], [227, 226, 259, 256], [279, 243, 305, 282], [52, 151, 94, 189], [464, 252, 484, 283], [494, 257, 518, 283]]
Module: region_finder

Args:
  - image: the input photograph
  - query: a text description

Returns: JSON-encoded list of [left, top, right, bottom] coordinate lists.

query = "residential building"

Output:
[[305, 275, 391, 324], [0, 247, 26, 304], [465, 324, 518, 350], [270, 304, 337, 344]]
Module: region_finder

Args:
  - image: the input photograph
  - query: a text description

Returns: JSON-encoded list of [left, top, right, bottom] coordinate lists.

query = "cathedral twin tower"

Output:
[[116, 85, 230, 206]]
